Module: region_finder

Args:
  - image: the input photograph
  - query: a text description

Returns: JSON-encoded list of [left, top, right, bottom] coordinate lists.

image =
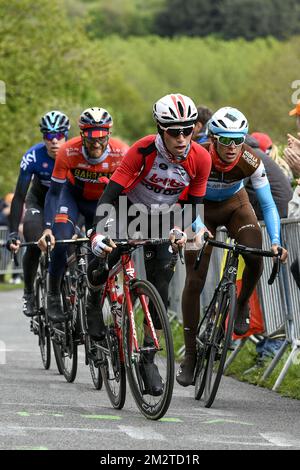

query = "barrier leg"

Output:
[[272, 342, 300, 391], [261, 339, 289, 382], [224, 338, 248, 371]]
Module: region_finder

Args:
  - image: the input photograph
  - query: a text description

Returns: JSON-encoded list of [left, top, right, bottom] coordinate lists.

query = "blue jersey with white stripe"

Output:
[[19, 142, 54, 190]]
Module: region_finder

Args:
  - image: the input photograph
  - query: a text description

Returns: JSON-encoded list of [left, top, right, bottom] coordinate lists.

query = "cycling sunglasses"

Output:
[[160, 125, 194, 137], [84, 135, 109, 145], [216, 135, 245, 146], [44, 132, 65, 141]]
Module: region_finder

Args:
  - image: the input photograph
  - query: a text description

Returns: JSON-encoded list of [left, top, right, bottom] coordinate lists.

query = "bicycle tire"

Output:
[[52, 338, 64, 375], [100, 296, 126, 408], [51, 279, 78, 383], [194, 287, 224, 401], [35, 277, 51, 370], [123, 279, 174, 420], [204, 283, 236, 408]]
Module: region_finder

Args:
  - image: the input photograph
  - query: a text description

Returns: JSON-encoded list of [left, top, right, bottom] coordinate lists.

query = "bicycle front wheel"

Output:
[[51, 280, 78, 383], [204, 283, 236, 408], [35, 277, 51, 370], [123, 279, 174, 420], [99, 296, 126, 408]]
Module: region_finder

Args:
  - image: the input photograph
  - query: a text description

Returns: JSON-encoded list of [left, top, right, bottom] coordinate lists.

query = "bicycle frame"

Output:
[[102, 252, 160, 363]]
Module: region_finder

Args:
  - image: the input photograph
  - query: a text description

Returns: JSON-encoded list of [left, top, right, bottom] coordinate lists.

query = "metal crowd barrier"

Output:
[[0, 226, 23, 275], [168, 219, 300, 390]]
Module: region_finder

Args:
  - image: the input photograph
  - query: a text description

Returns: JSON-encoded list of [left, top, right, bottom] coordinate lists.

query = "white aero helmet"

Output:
[[153, 93, 198, 127], [208, 107, 248, 137]]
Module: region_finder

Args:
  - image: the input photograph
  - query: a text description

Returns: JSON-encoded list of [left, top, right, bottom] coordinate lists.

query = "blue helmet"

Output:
[[208, 107, 248, 138], [39, 110, 70, 134]]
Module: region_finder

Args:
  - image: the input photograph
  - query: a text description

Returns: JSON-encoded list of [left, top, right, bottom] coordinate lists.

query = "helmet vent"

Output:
[[169, 107, 177, 119], [218, 119, 228, 128], [178, 101, 184, 117], [225, 112, 238, 122]]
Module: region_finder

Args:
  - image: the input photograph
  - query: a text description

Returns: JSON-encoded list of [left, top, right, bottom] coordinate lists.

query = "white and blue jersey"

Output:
[[195, 144, 281, 245]]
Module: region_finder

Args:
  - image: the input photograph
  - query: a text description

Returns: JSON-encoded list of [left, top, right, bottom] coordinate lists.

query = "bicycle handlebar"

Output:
[[194, 232, 282, 285]]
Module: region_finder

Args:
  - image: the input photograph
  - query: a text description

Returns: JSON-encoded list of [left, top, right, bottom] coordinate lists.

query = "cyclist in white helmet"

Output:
[[88, 93, 212, 396], [176, 106, 288, 387]]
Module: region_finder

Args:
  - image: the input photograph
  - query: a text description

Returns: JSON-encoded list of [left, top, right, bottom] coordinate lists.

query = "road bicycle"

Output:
[[91, 238, 176, 420], [51, 238, 102, 389], [193, 233, 281, 408], [12, 237, 55, 371]]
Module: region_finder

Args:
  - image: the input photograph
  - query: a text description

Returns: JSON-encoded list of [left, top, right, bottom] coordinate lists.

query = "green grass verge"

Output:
[[225, 340, 300, 400], [0, 282, 24, 292], [170, 317, 184, 362]]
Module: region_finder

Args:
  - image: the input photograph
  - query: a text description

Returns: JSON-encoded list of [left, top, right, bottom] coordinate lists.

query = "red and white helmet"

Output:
[[153, 93, 198, 127], [79, 107, 113, 137]]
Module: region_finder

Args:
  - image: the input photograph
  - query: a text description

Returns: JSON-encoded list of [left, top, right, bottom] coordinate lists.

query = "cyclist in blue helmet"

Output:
[[7, 110, 70, 317], [176, 106, 287, 387]]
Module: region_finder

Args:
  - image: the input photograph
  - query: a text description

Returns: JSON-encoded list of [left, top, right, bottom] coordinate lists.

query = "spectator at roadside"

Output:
[[283, 101, 300, 177], [192, 105, 213, 144], [245, 135, 293, 219], [289, 100, 300, 131], [244, 135, 292, 365], [285, 133, 300, 178], [251, 132, 293, 181], [0, 193, 22, 284]]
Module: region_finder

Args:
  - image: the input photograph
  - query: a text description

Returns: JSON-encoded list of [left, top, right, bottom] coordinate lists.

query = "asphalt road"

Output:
[[1, 290, 300, 451]]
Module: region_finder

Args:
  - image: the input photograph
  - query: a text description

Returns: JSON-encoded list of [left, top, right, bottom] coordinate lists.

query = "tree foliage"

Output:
[[154, 0, 300, 40], [0, 0, 299, 195]]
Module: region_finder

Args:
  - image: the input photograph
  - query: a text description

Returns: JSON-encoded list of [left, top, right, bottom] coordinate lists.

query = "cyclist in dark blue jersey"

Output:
[[7, 110, 70, 316]]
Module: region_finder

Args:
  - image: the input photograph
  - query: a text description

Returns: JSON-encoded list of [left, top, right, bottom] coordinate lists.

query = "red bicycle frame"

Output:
[[102, 252, 160, 362]]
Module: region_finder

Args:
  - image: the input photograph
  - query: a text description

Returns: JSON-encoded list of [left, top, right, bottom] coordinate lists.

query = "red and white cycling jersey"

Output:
[[111, 135, 211, 208]]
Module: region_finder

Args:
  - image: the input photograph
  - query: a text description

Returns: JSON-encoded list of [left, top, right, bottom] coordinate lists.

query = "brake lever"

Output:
[[45, 234, 52, 264], [268, 247, 282, 285]]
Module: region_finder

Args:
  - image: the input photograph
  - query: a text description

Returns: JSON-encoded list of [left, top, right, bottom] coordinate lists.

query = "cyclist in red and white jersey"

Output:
[[88, 93, 212, 396]]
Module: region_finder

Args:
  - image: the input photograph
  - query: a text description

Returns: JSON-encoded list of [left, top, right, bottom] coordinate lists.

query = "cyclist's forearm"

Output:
[[180, 195, 204, 232], [44, 180, 63, 230], [256, 185, 281, 245], [9, 175, 30, 233], [93, 180, 125, 228]]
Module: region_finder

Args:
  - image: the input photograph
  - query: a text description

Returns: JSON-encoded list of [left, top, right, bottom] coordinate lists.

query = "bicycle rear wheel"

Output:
[[99, 296, 126, 408], [203, 283, 236, 408], [35, 277, 51, 370], [123, 279, 174, 420]]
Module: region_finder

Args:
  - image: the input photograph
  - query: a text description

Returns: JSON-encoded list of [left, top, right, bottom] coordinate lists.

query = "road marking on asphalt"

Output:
[[159, 417, 182, 423], [14, 446, 48, 450], [0, 426, 117, 434], [17, 411, 64, 417], [81, 415, 122, 420], [202, 419, 254, 426], [118, 425, 166, 441], [188, 434, 278, 448], [260, 432, 300, 448]]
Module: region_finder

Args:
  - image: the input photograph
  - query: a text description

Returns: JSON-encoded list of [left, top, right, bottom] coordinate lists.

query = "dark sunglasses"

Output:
[[84, 135, 109, 145], [160, 125, 194, 137], [216, 135, 245, 146], [44, 132, 65, 141]]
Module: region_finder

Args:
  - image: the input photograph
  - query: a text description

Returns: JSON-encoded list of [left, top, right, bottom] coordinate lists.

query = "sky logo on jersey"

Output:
[[20, 150, 36, 171]]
